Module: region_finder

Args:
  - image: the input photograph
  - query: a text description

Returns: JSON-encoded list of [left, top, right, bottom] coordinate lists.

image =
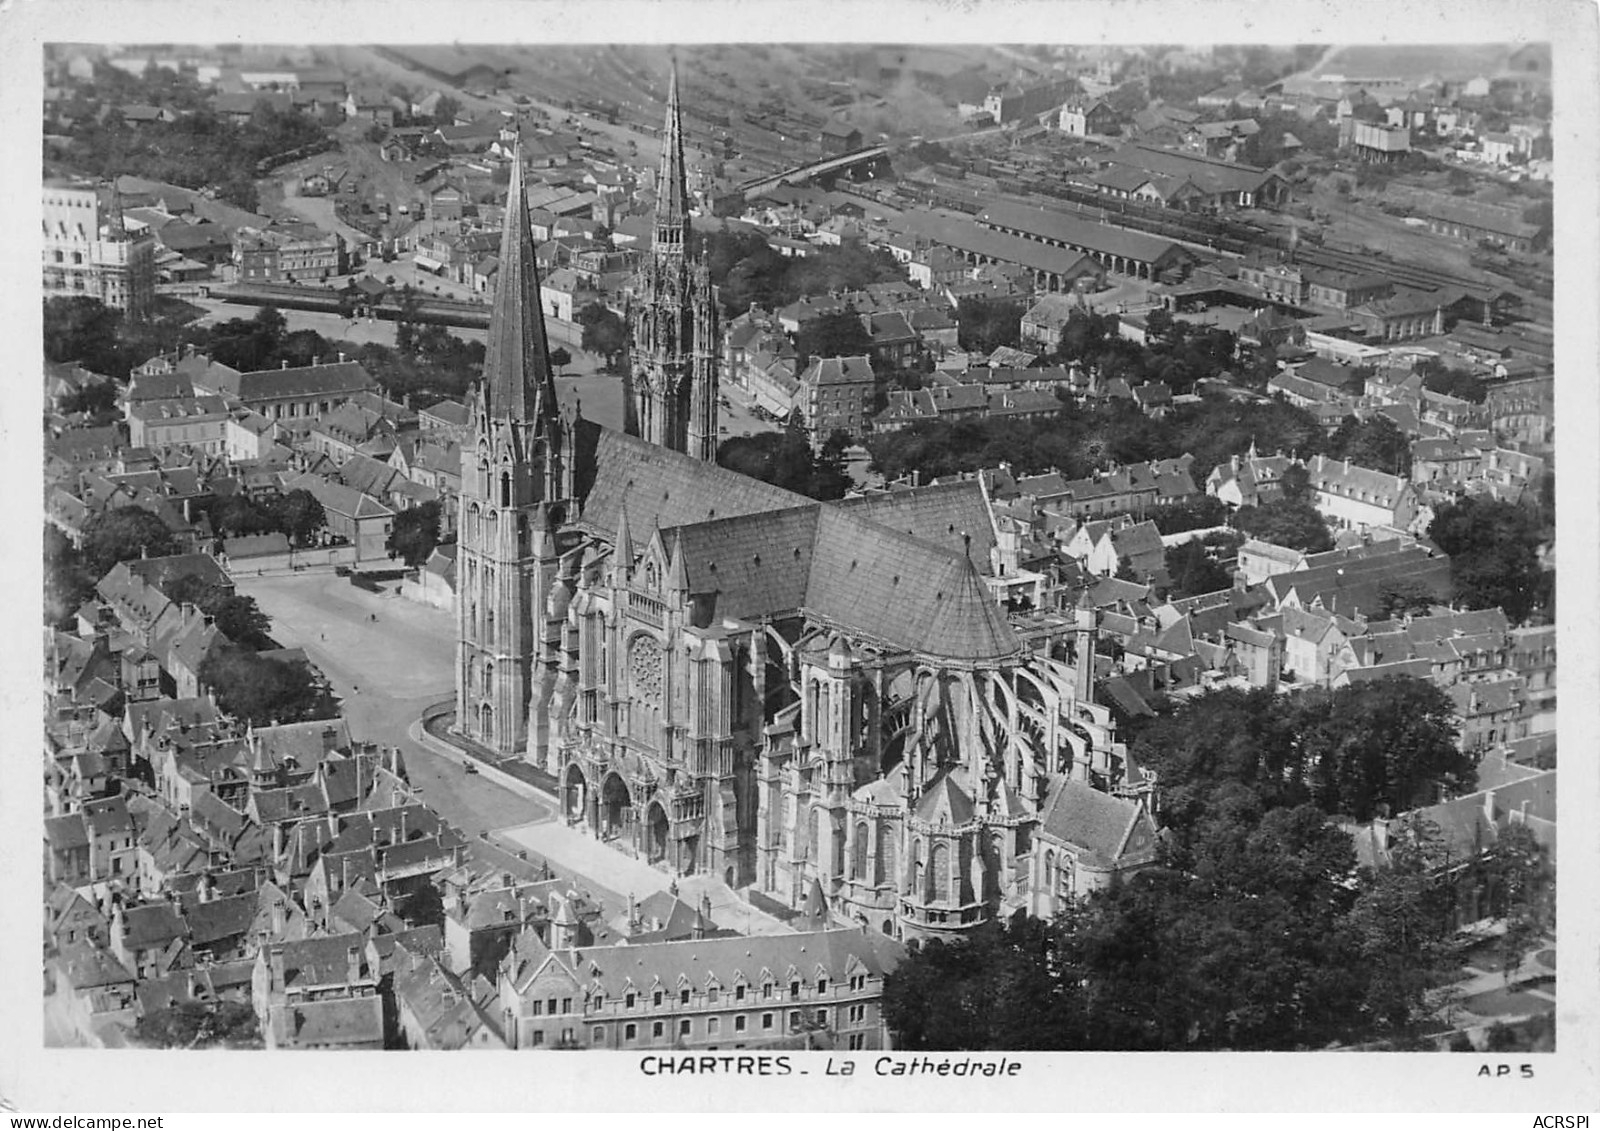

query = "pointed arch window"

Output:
[[852, 821, 868, 880], [929, 842, 950, 903]]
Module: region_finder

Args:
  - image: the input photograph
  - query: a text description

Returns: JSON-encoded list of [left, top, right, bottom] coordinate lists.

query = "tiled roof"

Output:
[[574, 422, 806, 538], [46, 812, 90, 849], [57, 942, 135, 989], [808, 508, 1017, 662], [837, 480, 998, 574], [1037, 776, 1156, 867], [578, 423, 1018, 662], [1107, 143, 1279, 197], [567, 928, 904, 1000], [286, 473, 393, 521], [801, 356, 874, 388], [119, 901, 188, 950], [210, 361, 376, 404], [911, 769, 976, 827], [278, 995, 385, 1047], [1267, 547, 1451, 620], [977, 199, 1191, 264], [897, 209, 1115, 275], [276, 931, 372, 988], [181, 892, 257, 946]]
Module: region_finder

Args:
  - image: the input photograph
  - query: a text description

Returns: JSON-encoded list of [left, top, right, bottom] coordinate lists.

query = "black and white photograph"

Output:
[[5, 0, 1597, 1116]]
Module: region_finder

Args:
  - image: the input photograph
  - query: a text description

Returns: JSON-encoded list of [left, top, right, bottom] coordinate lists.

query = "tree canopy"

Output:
[[955, 296, 1026, 356], [692, 228, 906, 316], [79, 507, 179, 578], [1325, 414, 1411, 476], [199, 645, 337, 727], [1163, 538, 1234, 599], [716, 425, 851, 501], [796, 310, 873, 364], [576, 302, 629, 371], [388, 499, 445, 567], [1428, 497, 1550, 622], [1230, 498, 1335, 554]]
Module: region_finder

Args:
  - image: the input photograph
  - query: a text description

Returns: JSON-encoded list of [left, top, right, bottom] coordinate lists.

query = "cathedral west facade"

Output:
[[455, 69, 1158, 942]]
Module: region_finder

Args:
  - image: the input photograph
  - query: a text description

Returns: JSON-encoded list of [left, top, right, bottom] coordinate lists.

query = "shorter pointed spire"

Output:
[[668, 531, 689, 592], [614, 502, 634, 577]]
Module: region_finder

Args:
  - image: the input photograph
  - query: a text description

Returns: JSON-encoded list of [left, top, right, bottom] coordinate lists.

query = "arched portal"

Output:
[[563, 763, 587, 822], [601, 774, 632, 840], [646, 801, 670, 864]]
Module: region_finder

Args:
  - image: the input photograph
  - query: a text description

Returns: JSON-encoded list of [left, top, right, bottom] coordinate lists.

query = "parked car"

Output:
[[463, 761, 479, 775]]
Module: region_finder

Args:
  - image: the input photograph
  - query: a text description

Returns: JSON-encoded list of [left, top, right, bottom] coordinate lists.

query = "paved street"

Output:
[[236, 572, 554, 839]]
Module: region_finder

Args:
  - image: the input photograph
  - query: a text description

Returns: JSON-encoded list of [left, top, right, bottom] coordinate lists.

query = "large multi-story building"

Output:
[[453, 68, 1159, 943], [234, 227, 349, 284], [42, 181, 156, 320], [496, 919, 904, 1051]]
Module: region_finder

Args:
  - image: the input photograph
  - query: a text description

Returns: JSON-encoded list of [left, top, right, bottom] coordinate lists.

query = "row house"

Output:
[[1305, 454, 1422, 532], [496, 926, 904, 1052]]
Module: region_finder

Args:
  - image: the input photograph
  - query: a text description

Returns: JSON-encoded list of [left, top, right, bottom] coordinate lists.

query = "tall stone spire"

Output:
[[654, 62, 691, 257], [484, 142, 560, 426], [628, 59, 720, 461]]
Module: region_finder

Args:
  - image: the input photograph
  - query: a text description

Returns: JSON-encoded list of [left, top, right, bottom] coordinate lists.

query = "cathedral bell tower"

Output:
[[456, 142, 568, 758], [626, 63, 720, 460]]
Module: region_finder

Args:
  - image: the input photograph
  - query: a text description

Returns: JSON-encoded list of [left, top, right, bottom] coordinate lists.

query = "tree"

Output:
[[1417, 359, 1487, 404], [44, 525, 97, 626], [80, 508, 179, 578], [58, 381, 120, 419], [1289, 678, 1471, 819], [264, 489, 327, 547], [1280, 462, 1312, 504], [1145, 496, 1229, 535], [716, 425, 819, 498], [207, 495, 276, 539], [548, 346, 572, 375], [955, 296, 1026, 355], [43, 296, 126, 376], [1232, 498, 1334, 553], [809, 430, 853, 501], [166, 574, 275, 649], [135, 1000, 261, 1049], [388, 500, 443, 566], [1480, 824, 1554, 985], [1164, 539, 1233, 600], [1344, 821, 1461, 1035], [1374, 578, 1439, 621], [431, 95, 461, 126], [796, 310, 872, 363], [576, 302, 628, 371], [1326, 414, 1411, 475], [206, 307, 290, 372], [199, 645, 336, 726], [207, 594, 276, 650], [1428, 497, 1548, 621]]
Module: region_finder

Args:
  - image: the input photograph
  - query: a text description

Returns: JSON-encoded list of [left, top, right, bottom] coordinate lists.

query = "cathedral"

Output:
[[455, 69, 1159, 942]]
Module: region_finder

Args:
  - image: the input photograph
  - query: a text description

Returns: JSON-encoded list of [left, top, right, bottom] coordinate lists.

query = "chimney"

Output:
[[282, 360, 289, 369], [347, 943, 362, 984], [1482, 787, 1496, 823], [269, 943, 285, 989]]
